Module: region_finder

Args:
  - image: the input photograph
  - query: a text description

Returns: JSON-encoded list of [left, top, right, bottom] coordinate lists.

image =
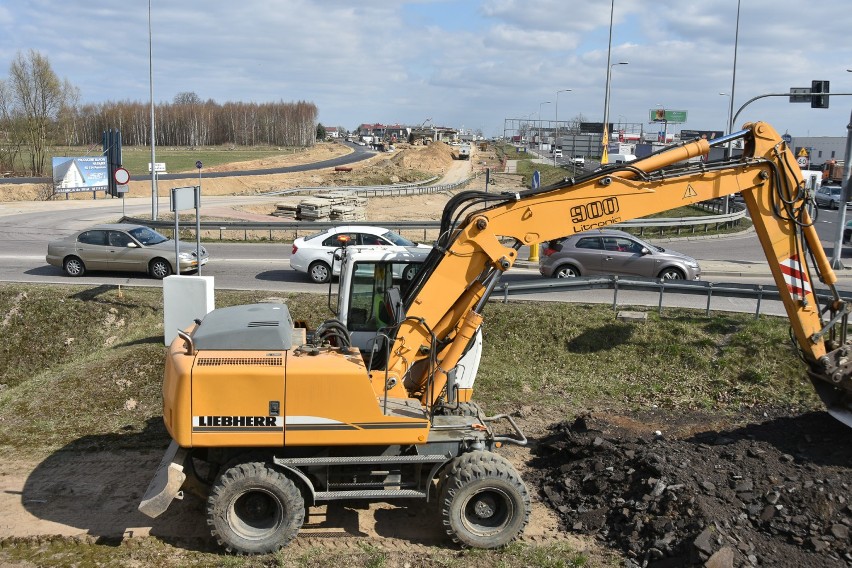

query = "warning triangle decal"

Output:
[[683, 185, 698, 199]]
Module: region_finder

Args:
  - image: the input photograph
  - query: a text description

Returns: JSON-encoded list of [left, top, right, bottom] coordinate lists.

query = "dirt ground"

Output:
[[0, 140, 524, 212], [530, 409, 852, 567], [0, 408, 848, 566]]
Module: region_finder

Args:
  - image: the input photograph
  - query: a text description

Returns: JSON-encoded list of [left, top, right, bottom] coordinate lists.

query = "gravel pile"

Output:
[[530, 411, 851, 567]]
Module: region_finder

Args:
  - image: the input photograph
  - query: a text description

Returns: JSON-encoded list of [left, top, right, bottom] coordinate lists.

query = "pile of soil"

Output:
[[529, 411, 852, 567], [390, 141, 456, 172]]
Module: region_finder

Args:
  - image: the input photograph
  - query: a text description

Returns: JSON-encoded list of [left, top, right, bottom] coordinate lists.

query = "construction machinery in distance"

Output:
[[140, 121, 852, 554]]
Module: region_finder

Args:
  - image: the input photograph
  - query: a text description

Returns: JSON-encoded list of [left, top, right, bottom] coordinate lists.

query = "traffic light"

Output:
[[812, 80, 830, 109]]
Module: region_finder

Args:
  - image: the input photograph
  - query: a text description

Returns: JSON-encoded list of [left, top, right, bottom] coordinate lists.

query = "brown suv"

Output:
[[539, 229, 701, 280]]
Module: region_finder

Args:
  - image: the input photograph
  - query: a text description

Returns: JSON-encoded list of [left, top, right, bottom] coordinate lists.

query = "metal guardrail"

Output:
[[262, 176, 442, 196], [124, 195, 746, 239], [497, 274, 850, 318]]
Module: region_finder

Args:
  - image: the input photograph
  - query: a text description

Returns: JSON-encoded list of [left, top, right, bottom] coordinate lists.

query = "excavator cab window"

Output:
[[346, 261, 396, 332]]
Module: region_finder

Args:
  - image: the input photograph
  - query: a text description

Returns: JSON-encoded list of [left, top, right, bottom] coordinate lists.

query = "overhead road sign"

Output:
[[789, 87, 811, 103]]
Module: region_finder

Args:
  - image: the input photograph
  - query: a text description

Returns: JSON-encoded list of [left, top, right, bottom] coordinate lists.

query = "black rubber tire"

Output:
[[553, 264, 580, 278], [402, 263, 419, 281], [308, 261, 331, 284], [149, 258, 172, 279], [440, 450, 530, 548], [207, 461, 305, 554], [658, 267, 685, 280], [63, 256, 85, 277]]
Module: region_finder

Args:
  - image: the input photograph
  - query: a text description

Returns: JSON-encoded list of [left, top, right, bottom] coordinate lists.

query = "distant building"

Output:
[[357, 122, 458, 145], [791, 136, 845, 167], [325, 126, 339, 139]]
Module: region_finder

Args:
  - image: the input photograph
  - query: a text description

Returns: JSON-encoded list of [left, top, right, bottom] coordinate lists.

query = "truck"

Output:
[[139, 121, 852, 554], [822, 159, 845, 183], [458, 143, 471, 160]]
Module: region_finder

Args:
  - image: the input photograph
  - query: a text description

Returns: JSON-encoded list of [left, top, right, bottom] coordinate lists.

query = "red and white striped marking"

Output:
[[779, 255, 812, 299]]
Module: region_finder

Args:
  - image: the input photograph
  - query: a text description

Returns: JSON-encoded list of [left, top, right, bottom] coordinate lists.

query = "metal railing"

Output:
[[122, 195, 746, 242], [261, 176, 442, 197], [496, 275, 849, 318]]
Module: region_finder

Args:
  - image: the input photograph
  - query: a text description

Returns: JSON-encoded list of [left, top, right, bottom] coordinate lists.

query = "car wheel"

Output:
[[149, 258, 172, 279], [308, 261, 331, 284], [832, 200, 839, 210], [845, 230, 851, 244], [63, 256, 86, 277], [553, 264, 580, 278], [659, 267, 685, 280], [207, 460, 305, 554], [402, 263, 419, 282]]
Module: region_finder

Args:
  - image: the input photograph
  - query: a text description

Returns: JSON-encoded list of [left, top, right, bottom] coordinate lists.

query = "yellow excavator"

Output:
[[139, 121, 851, 553]]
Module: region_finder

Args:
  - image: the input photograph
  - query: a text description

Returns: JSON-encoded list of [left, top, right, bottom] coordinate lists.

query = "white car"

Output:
[[290, 225, 430, 283]]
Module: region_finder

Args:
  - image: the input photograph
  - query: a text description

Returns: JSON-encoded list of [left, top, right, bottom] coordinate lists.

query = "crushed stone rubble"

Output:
[[530, 412, 851, 567]]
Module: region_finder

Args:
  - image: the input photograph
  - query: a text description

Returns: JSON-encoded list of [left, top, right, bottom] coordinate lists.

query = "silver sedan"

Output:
[[46, 223, 208, 279]]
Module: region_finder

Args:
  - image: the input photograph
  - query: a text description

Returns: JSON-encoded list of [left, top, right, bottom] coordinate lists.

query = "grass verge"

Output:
[[0, 283, 821, 566], [0, 283, 819, 455]]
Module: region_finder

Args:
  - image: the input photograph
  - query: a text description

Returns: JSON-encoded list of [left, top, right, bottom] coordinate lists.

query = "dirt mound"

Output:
[[530, 412, 852, 567], [391, 141, 455, 173]]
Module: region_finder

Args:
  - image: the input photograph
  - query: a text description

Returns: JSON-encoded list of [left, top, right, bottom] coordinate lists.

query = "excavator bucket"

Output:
[[810, 376, 852, 428]]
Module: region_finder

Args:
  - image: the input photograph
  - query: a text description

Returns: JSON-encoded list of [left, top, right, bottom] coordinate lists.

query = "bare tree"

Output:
[[3, 50, 76, 175], [567, 113, 588, 135], [173, 91, 201, 106]]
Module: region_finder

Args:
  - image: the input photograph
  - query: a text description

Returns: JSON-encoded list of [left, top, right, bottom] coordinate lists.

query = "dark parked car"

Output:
[[46, 224, 208, 279], [814, 185, 846, 209], [539, 229, 701, 280]]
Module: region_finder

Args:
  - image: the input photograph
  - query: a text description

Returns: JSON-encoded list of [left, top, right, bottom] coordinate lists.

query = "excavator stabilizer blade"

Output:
[[138, 440, 188, 518]]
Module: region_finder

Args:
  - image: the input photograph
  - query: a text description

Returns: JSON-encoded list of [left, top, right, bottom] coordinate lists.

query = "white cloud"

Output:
[[0, 0, 849, 136]]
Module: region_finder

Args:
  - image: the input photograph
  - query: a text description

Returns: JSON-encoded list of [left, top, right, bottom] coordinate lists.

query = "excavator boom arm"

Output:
[[384, 122, 852, 424]]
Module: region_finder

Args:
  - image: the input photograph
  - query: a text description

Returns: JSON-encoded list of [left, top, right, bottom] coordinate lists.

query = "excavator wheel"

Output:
[[207, 460, 305, 554], [439, 450, 530, 548]]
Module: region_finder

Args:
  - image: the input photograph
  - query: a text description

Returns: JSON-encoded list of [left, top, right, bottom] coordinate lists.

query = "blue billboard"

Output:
[[52, 156, 109, 193]]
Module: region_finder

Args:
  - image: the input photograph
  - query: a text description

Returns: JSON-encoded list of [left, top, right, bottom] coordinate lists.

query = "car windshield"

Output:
[[381, 230, 415, 246], [128, 226, 169, 245]]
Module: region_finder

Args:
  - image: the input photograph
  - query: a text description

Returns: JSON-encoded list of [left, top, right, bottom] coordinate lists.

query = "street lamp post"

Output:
[[602, 61, 628, 164], [719, 92, 733, 212], [538, 101, 551, 152], [719, 92, 732, 135], [555, 89, 572, 165], [148, 0, 158, 220], [728, 0, 741, 139]]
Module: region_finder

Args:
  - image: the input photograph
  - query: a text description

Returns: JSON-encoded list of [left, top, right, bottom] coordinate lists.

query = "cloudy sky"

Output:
[[1, 0, 850, 139]]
